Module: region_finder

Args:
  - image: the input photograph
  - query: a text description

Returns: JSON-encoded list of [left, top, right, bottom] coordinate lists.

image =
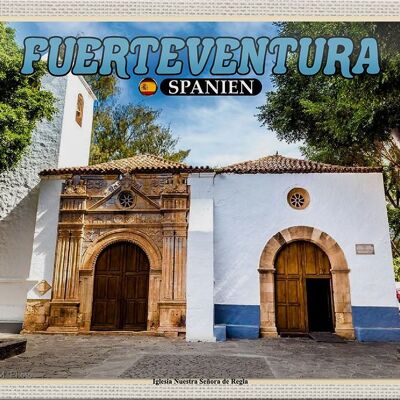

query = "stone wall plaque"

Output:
[[355, 244, 375, 255]]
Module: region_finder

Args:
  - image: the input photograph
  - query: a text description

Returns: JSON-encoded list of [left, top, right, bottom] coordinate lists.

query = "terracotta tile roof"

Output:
[[40, 154, 382, 176], [217, 155, 382, 174], [40, 154, 205, 176]]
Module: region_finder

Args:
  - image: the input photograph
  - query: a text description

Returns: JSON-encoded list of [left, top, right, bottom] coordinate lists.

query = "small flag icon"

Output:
[[139, 78, 158, 96]]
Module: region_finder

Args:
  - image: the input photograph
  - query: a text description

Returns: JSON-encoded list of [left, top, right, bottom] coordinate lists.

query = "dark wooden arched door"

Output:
[[91, 242, 150, 331], [275, 241, 334, 335]]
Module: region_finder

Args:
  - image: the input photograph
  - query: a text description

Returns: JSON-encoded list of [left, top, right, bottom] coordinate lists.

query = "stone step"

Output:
[[0, 339, 26, 360]]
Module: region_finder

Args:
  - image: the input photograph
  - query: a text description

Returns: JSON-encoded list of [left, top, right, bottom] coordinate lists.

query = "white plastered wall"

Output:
[[186, 171, 396, 341], [211, 172, 396, 309], [186, 173, 215, 341], [0, 74, 67, 325], [57, 75, 95, 168], [0, 73, 95, 326], [26, 179, 63, 300], [26, 75, 95, 302]]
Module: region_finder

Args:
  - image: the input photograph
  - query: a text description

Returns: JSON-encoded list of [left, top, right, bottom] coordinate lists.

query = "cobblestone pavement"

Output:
[[0, 333, 399, 379]]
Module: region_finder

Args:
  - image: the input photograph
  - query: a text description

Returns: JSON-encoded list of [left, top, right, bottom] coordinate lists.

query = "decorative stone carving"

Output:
[[28, 172, 190, 337], [120, 172, 143, 191], [34, 280, 52, 296], [86, 178, 107, 192], [84, 229, 99, 242], [85, 213, 162, 225], [146, 228, 163, 247], [75, 179, 87, 194], [60, 213, 84, 223], [163, 175, 188, 194], [64, 179, 75, 194], [63, 178, 87, 195], [143, 178, 166, 196]]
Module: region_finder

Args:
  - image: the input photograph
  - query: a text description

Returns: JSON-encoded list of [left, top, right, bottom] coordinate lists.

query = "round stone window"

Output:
[[287, 188, 310, 210], [118, 190, 135, 209]]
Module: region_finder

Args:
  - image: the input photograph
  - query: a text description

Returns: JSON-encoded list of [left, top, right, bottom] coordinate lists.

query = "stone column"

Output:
[[259, 269, 278, 337], [173, 229, 187, 301], [47, 178, 86, 332], [158, 174, 189, 336], [332, 269, 355, 339], [51, 229, 72, 300], [147, 270, 161, 330], [161, 229, 175, 301]]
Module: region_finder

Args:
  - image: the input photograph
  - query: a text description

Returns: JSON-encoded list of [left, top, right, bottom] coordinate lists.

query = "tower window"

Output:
[[75, 94, 84, 127]]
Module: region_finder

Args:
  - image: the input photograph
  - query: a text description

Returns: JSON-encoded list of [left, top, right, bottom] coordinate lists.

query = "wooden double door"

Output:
[[91, 241, 150, 331], [275, 241, 334, 335]]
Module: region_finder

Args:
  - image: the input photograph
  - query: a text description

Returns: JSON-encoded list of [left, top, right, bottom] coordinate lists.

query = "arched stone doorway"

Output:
[[275, 241, 334, 335], [78, 229, 163, 332], [259, 226, 354, 339], [91, 241, 150, 331]]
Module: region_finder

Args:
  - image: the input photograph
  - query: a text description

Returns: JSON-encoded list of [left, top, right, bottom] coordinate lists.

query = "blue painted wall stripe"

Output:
[[214, 304, 260, 326], [351, 306, 400, 328], [214, 304, 260, 339], [214, 304, 400, 341]]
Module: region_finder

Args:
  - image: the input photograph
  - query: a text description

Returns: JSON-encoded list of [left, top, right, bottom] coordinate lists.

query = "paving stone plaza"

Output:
[[0, 334, 399, 379]]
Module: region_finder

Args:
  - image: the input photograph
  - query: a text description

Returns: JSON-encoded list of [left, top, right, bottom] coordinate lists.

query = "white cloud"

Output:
[[163, 96, 302, 167]]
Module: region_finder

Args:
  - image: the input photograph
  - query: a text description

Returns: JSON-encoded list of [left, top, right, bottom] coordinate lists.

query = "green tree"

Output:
[[90, 103, 189, 164], [84, 75, 189, 165], [394, 257, 400, 281], [257, 22, 400, 267], [84, 74, 119, 104], [0, 23, 55, 172]]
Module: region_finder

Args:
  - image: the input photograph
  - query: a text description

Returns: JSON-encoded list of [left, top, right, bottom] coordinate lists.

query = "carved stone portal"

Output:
[[23, 172, 189, 336]]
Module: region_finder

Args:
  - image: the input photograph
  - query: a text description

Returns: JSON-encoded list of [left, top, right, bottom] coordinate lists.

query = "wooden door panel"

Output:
[[91, 242, 150, 331], [287, 244, 300, 275], [276, 280, 287, 303], [304, 243, 317, 275], [137, 276, 149, 299], [275, 241, 332, 334], [94, 276, 107, 299], [123, 249, 149, 329], [107, 276, 119, 299], [113, 246, 123, 271], [106, 301, 119, 325], [276, 305, 287, 330], [96, 251, 108, 271], [123, 299, 147, 328], [92, 302, 106, 324], [287, 280, 300, 304], [287, 305, 301, 330], [275, 249, 286, 275]]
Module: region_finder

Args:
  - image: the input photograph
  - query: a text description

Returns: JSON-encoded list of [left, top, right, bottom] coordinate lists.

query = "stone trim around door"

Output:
[[258, 226, 355, 340], [79, 229, 162, 332]]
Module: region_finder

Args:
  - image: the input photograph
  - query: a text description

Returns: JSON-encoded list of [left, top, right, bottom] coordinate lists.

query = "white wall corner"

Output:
[[26, 179, 62, 300], [186, 186, 215, 341]]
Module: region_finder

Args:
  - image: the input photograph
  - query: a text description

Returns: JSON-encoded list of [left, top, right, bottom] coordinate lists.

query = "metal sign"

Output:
[[355, 244, 375, 255]]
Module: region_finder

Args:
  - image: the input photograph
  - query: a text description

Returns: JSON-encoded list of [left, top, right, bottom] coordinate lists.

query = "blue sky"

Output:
[[10, 22, 301, 166]]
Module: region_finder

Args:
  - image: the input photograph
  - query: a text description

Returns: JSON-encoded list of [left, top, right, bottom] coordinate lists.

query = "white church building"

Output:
[[0, 74, 399, 342]]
